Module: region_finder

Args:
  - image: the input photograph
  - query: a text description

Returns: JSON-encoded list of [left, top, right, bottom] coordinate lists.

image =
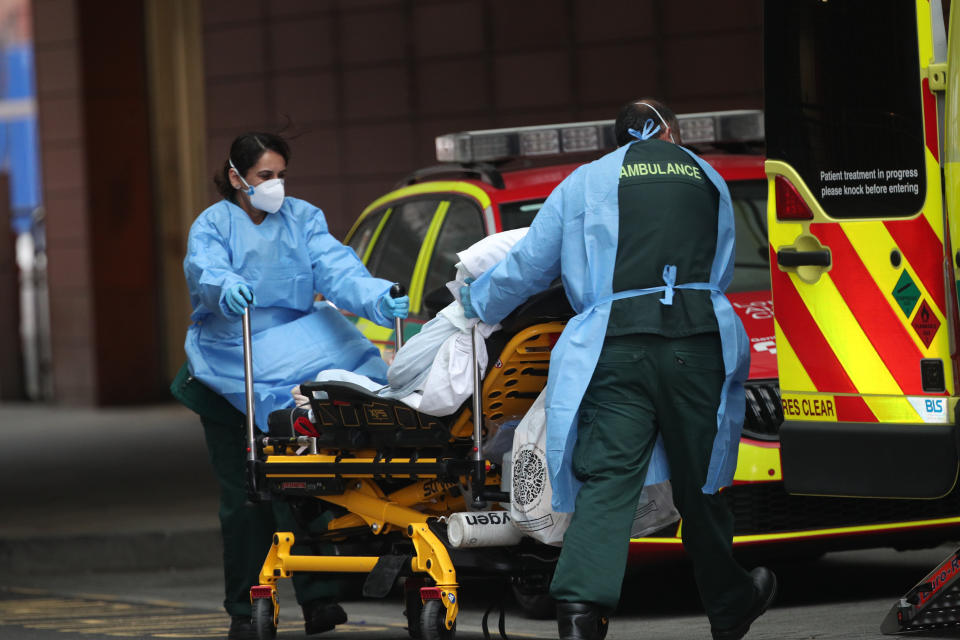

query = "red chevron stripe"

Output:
[[811, 223, 923, 394], [834, 395, 877, 422], [923, 78, 940, 163], [883, 216, 945, 315], [769, 245, 857, 394]]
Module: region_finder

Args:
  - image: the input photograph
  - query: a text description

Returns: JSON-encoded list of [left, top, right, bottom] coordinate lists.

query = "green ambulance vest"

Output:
[[607, 138, 720, 337]]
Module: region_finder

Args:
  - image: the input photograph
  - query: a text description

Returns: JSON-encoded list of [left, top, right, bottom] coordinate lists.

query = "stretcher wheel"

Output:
[[511, 584, 555, 619], [404, 587, 423, 639], [419, 599, 455, 640], [252, 597, 277, 640]]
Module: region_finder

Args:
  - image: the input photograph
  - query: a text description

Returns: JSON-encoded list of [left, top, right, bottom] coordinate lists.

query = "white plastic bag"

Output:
[[509, 390, 571, 546], [631, 480, 680, 538], [509, 389, 679, 546]]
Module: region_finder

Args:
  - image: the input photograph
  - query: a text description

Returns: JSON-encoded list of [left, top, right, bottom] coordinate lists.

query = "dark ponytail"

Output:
[[213, 132, 292, 202]]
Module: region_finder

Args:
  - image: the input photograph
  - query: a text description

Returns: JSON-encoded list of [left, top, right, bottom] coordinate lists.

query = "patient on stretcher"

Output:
[[292, 228, 528, 417], [285, 228, 681, 543]]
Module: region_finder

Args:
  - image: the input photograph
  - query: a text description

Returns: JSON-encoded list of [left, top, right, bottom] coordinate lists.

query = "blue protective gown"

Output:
[[184, 197, 393, 430], [469, 143, 750, 512]]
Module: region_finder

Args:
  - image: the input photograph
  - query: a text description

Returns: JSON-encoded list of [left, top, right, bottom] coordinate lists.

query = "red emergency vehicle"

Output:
[[344, 110, 960, 565]]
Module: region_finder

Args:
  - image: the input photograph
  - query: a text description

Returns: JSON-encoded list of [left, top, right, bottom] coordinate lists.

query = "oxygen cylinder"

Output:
[[446, 510, 523, 548]]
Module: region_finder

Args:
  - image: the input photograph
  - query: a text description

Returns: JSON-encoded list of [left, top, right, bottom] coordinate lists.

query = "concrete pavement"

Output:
[[4, 402, 960, 638], [0, 402, 222, 574]]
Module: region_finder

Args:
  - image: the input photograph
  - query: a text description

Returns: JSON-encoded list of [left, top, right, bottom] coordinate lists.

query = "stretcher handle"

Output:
[[391, 283, 406, 351], [242, 306, 261, 501], [470, 323, 486, 508]]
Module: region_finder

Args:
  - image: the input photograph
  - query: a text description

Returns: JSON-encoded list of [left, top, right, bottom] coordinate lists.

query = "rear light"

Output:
[[775, 175, 814, 220], [420, 586, 443, 600]]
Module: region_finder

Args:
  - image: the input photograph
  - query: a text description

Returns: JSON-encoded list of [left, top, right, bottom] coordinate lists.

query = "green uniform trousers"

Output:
[[549, 333, 755, 629], [171, 363, 339, 617]]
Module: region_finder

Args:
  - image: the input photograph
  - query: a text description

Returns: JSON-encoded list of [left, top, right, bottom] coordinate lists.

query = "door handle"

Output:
[[777, 249, 831, 268]]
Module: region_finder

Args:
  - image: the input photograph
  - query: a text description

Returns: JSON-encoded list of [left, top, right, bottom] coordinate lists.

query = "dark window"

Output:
[[347, 208, 387, 263], [728, 180, 770, 293], [496, 182, 768, 293], [765, 0, 925, 218], [367, 199, 439, 292], [424, 198, 485, 307], [499, 199, 544, 230]]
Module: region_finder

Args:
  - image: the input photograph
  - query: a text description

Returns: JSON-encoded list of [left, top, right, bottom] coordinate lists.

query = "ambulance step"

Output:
[[881, 547, 960, 634]]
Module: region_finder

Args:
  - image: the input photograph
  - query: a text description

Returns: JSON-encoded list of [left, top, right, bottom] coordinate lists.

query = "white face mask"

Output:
[[230, 159, 285, 214]]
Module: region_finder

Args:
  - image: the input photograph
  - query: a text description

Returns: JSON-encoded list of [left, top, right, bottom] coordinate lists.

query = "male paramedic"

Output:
[[460, 99, 777, 640]]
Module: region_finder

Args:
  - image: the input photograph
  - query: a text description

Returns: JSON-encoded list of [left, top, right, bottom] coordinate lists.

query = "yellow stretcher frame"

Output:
[[251, 322, 564, 634]]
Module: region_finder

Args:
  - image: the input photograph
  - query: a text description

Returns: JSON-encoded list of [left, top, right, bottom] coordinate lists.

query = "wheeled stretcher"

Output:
[[242, 286, 574, 639]]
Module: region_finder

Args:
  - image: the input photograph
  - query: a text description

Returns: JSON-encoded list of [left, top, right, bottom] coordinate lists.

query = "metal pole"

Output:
[[471, 324, 483, 458], [471, 324, 486, 507], [395, 316, 404, 350], [391, 283, 405, 351], [243, 306, 256, 464]]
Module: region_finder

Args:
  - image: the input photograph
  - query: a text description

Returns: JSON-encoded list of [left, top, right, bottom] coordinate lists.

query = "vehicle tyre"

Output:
[[404, 586, 423, 639], [419, 599, 456, 640], [252, 597, 277, 640], [511, 583, 556, 620]]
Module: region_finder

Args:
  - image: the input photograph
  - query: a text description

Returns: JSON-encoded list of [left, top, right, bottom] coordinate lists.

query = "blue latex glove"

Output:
[[379, 293, 409, 320], [460, 277, 478, 319], [224, 283, 255, 316]]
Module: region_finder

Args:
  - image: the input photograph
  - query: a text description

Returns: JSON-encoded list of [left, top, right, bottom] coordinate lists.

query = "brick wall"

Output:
[[31, 0, 763, 404], [34, 0, 162, 404], [33, 0, 96, 403], [201, 0, 763, 238]]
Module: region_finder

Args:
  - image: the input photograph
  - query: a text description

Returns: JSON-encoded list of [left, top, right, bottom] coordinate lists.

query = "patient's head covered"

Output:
[[446, 228, 529, 304], [382, 228, 530, 416]]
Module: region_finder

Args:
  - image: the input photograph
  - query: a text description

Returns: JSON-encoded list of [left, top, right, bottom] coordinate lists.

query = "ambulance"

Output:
[[763, 1, 960, 630], [764, 0, 960, 507], [343, 86, 960, 562]]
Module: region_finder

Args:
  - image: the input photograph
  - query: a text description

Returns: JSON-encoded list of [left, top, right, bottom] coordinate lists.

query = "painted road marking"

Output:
[[0, 592, 392, 637]]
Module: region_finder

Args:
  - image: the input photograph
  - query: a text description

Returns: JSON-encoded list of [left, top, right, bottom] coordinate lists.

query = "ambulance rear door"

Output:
[[764, 0, 957, 498]]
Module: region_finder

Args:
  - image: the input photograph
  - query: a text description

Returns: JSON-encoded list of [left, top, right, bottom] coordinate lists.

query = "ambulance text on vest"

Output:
[[620, 162, 702, 180]]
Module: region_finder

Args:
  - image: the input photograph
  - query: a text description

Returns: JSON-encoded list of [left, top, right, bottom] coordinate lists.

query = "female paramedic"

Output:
[[170, 131, 408, 640]]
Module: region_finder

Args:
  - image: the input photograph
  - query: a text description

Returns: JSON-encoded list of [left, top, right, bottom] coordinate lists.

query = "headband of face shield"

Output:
[[229, 158, 285, 214], [628, 102, 677, 144]]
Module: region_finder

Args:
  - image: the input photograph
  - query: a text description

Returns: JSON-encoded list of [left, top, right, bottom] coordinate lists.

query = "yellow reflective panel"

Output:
[[843, 219, 944, 356], [409, 201, 450, 314], [773, 319, 816, 393], [792, 271, 901, 395], [731, 515, 960, 544], [362, 207, 392, 264], [733, 440, 782, 482], [359, 181, 491, 220], [780, 392, 838, 423]]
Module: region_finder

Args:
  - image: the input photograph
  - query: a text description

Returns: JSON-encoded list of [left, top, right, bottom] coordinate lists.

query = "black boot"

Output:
[[711, 567, 778, 640], [227, 615, 257, 640], [556, 601, 609, 640], [302, 600, 347, 635]]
